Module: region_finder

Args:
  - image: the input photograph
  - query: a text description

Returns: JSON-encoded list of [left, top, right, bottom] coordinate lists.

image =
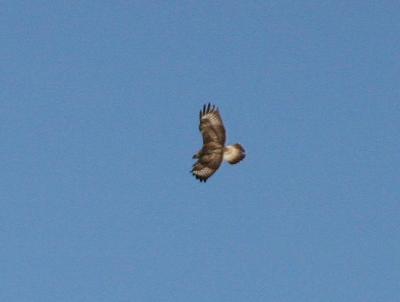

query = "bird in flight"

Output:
[[191, 103, 246, 182]]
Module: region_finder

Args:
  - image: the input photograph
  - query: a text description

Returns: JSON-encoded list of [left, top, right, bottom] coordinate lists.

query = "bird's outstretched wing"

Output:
[[199, 103, 226, 146], [191, 103, 225, 182], [191, 150, 223, 182]]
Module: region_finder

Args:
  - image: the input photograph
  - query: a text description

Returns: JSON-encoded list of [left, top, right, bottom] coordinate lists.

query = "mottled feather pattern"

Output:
[[199, 103, 226, 145]]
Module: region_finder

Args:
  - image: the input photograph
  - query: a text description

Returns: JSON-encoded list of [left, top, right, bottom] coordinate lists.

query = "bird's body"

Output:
[[191, 103, 245, 182]]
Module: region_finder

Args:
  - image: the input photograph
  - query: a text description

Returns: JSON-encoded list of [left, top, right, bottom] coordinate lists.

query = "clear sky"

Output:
[[1, 1, 399, 301]]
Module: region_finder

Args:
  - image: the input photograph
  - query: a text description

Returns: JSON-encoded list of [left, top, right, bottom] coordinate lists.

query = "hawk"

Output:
[[191, 103, 246, 182]]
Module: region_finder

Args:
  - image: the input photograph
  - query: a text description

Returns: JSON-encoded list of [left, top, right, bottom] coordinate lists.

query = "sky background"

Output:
[[1, 1, 399, 301]]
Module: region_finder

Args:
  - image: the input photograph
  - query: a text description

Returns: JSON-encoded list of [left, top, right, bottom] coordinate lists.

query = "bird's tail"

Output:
[[223, 144, 246, 164]]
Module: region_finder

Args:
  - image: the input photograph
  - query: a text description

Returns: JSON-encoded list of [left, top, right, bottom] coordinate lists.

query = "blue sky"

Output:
[[1, 1, 399, 301]]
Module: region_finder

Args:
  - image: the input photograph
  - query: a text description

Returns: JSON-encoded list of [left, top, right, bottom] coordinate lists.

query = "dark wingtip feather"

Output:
[[200, 103, 219, 117], [191, 171, 208, 183]]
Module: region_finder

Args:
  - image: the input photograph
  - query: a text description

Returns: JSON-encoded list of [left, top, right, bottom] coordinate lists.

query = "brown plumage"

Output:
[[191, 103, 246, 182]]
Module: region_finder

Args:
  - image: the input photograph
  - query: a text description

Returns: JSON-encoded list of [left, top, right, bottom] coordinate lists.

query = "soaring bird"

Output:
[[191, 103, 246, 182]]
